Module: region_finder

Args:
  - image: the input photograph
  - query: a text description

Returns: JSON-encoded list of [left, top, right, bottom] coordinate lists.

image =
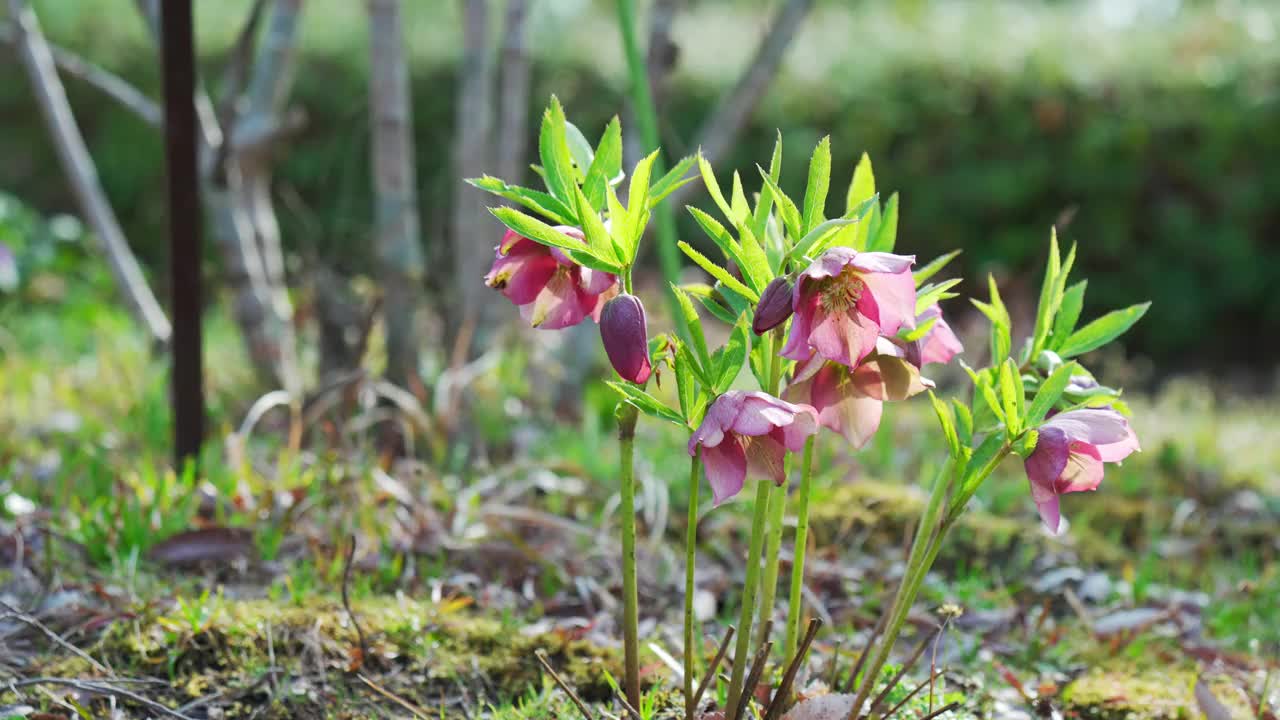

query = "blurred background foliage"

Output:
[[2, 0, 1278, 375]]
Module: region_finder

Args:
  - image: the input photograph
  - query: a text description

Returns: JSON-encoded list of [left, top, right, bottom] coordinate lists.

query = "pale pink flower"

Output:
[[1024, 408, 1141, 532]]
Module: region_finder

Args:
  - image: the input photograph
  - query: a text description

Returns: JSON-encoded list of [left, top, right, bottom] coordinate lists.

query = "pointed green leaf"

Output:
[[539, 97, 576, 203], [802, 136, 831, 234], [712, 314, 751, 393], [952, 398, 974, 445], [672, 284, 711, 370], [999, 358, 1023, 436], [678, 240, 759, 302], [1031, 230, 1062, 356], [489, 206, 621, 273], [573, 185, 622, 263], [846, 152, 875, 213], [915, 278, 963, 315], [1026, 361, 1076, 427], [1051, 280, 1087, 347], [756, 166, 803, 243], [1058, 302, 1151, 358], [914, 250, 962, 286], [582, 117, 622, 209], [564, 120, 594, 181], [649, 155, 697, 207], [730, 172, 750, 223], [626, 151, 658, 253], [866, 192, 899, 252], [929, 391, 961, 459], [698, 153, 735, 223], [466, 176, 577, 226], [607, 381, 685, 425]]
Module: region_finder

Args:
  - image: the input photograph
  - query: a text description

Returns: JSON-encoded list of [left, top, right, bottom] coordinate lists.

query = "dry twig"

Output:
[[534, 649, 596, 720]]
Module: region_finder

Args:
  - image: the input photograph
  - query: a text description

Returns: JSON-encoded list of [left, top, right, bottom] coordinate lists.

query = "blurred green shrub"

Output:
[[2, 3, 1277, 369]]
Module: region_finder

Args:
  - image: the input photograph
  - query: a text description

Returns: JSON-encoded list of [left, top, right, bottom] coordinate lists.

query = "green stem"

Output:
[[684, 451, 702, 720], [725, 481, 772, 719], [756, 481, 786, 649], [614, 0, 681, 297], [846, 447, 1011, 719], [756, 327, 788, 649], [617, 402, 642, 710], [783, 435, 816, 662]]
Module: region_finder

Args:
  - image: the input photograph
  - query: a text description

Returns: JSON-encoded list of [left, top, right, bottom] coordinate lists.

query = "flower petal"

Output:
[[810, 363, 884, 448], [849, 251, 915, 275], [744, 435, 787, 486], [851, 354, 931, 402], [1024, 427, 1070, 495], [485, 245, 557, 305], [1058, 442, 1105, 494], [521, 271, 590, 329], [809, 308, 878, 368], [857, 265, 917, 335], [1043, 408, 1139, 452], [917, 305, 964, 365], [702, 439, 748, 505]]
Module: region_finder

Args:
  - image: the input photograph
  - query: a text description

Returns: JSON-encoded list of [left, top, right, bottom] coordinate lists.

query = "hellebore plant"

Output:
[[472, 99, 1149, 720]]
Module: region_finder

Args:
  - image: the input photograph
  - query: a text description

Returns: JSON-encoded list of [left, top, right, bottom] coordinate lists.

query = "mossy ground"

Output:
[[14, 595, 624, 719]]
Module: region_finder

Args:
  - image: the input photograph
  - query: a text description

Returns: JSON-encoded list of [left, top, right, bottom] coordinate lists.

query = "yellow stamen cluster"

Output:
[[818, 268, 865, 313]]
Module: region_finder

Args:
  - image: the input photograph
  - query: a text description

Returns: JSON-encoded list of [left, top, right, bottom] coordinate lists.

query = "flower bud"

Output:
[[752, 276, 794, 335], [600, 293, 652, 383]]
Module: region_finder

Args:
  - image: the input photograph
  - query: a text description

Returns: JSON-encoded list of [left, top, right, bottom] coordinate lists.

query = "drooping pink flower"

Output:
[[782, 248, 917, 369], [600, 294, 652, 383], [687, 391, 820, 505], [786, 339, 933, 448], [908, 304, 963, 367], [483, 227, 617, 330], [1024, 408, 1141, 532]]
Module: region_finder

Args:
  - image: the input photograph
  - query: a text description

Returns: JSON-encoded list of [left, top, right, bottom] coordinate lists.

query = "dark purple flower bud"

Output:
[[600, 293, 652, 383], [752, 276, 794, 335]]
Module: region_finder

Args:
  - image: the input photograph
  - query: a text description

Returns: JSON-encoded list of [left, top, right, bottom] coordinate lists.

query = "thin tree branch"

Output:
[[672, 0, 814, 207], [0, 23, 162, 126], [369, 0, 425, 390], [6, 0, 171, 346], [495, 0, 532, 185]]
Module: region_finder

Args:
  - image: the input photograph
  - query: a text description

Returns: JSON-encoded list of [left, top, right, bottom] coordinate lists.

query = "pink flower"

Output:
[[782, 248, 917, 369], [483, 227, 618, 329], [908, 304, 963, 367], [600, 294, 652, 383], [786, 339, 932, 448], [1024, 408, 1141, 532], [687, 391, 820, 505]]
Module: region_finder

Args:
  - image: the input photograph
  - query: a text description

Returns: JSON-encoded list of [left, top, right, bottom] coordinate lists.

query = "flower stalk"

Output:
[[783, 435, 815, 662], [684, 451, 702, 720], [617, 400, 642, 710], [725, 480, 773, 720]]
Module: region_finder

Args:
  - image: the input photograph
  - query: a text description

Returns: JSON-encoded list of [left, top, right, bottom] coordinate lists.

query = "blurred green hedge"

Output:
[[3, 25, 1278, 371]]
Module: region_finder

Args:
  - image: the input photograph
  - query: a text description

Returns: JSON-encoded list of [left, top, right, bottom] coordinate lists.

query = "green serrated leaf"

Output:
[[802, 136, 831, 234], [582, 117, 621, 209], [489, 206, 621, 273], [846, 152, 875, 214], [1026, 361, 1075, 427], [929, 391, 961, 458], [573, 185, 622, 263], [564, 121, 594, 181], [539, 97, 577, 203], [679, 240, 759, 301], [672, 285, 711, 370], [686, 206, 754, 286], [914, 250, 962, 286], [865, 192, 899, 252], [1031, 230, 1062, 357], [998, 359, 1022, 436], [789, 217, 856, 264], [606, 381, 685, 425], [698, 154, 735, 223], [649, 155, 697, 207], [1058, 302, 1150, 358], [1051, 280, 1088, 349], [713, 314, 751, 393], [730, 172, 750, 224], [915, 278, 963, 315], [466, 176, 577, 226], [952, 398, 973, 445], [626, 151, 658, 253], [756, 165, 803, 243]]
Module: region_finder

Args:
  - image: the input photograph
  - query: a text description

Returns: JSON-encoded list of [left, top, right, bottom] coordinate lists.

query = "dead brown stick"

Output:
[[843, 609, 889, 693], [534, 649, 595, 720], [734, 636, 774, 720], [866, 626, 941, 716], [341, 535, 368, 665], [919, 700, 961, 719], [6, 678, 197, 719], [692, 625, 736, 712], [0, 600, 112, 675], [880, 670, 943, 720], [764, 618, 823, 720], [358, 673, 432, 719]]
